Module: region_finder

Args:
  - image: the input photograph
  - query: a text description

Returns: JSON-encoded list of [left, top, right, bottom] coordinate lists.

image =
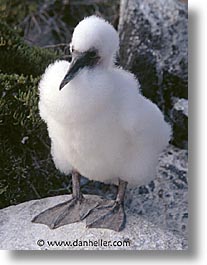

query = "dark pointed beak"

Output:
[[59, 49, 100, 90]]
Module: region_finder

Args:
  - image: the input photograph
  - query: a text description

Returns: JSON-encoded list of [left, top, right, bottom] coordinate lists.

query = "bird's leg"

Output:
[[71, 170, 84, 202], [86, 179, 128, 232], [32, 170, 98, 229], [116, 179, 127, 204]]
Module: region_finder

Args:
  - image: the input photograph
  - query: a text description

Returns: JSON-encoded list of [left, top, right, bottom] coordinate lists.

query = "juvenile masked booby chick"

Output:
[[32, 15, 171, 231]]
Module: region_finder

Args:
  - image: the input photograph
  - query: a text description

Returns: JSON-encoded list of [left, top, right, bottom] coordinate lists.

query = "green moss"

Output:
[[0, 0, 38, 27], [0, 20, 72, 209], [0, 73, 40, 127], [0, 21, 59, 76], [0, 72, 71, 208]]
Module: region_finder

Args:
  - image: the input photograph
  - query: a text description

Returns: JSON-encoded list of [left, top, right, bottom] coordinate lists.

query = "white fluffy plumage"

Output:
[[38, 16, 171, 186]]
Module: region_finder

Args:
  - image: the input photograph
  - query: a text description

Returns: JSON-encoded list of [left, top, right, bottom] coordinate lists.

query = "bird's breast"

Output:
[[50, 103, 125, 172]]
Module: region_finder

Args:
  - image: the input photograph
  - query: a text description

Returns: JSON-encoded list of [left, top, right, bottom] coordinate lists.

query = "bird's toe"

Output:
[[32, 198, 81, 229], [32, 196, 99, 229], [86, 200, 126, 232]]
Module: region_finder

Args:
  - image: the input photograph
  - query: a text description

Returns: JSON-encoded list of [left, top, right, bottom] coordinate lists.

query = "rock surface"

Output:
[[170, 98, 188, 148], [118, 0, 188, 148], [126, 145, 188, 247], [0, 194, 185, 251], [0, 145, 188, 250]]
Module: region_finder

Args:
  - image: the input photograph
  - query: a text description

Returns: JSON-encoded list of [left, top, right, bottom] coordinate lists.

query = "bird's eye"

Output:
[[89, 50, 97, 58]]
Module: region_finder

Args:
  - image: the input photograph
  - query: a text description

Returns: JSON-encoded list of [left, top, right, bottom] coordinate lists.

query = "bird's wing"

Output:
[[38, 60, 70, 122], [119, 92, 171, 148]]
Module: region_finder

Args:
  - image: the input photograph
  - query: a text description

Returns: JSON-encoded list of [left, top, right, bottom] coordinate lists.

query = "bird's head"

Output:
[[59, 15, 119, 90]]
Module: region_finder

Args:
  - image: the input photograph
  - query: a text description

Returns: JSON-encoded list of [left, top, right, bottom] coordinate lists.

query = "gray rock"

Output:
[[0, 146, 187, 250], [0, 195, 184, 250], [173, 98, 188, 117], [126, 145, 188, 250], [170, 98, 188, 148], [118, 0, 188, 148]]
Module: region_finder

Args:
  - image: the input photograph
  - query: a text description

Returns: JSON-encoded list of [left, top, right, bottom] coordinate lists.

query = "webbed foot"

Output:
[[86, 199, 125, 232], [32, 196, 98, 229], [32, 170, 98, 229]]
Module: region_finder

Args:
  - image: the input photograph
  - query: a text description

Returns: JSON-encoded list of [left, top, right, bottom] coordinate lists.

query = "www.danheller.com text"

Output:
[[36, 238, 131, 248]]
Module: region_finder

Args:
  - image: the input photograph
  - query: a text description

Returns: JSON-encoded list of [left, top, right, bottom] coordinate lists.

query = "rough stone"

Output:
[[0, 145, 188, 250], [0, 195, 184, 250], [118, 0, 188, 148], [126, 145, 188, 249], [170, 98, 188, 148]]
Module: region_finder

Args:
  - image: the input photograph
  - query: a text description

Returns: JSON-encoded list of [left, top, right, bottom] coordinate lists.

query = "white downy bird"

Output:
[[32, 15, 171, 231]]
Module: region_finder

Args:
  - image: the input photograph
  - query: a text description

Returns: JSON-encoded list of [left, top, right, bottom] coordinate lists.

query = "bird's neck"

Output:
[[100, 56, 115, 69]]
